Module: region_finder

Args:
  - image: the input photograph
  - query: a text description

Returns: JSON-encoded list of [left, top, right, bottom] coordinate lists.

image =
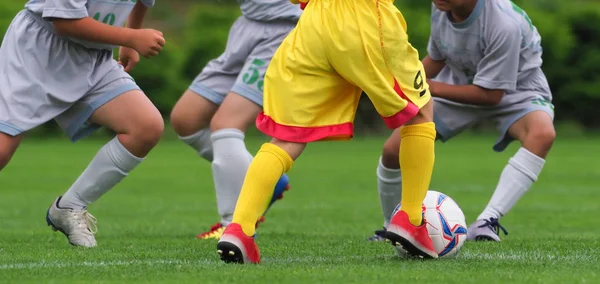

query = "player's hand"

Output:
[[426, 79, 439, 96], [118, 47, 140, 73], [130, 29, 165, 58]]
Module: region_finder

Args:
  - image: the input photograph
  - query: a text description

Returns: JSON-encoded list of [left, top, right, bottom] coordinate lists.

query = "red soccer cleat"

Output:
[[217, 223, 261, 264], [386, 210, 438, 259]]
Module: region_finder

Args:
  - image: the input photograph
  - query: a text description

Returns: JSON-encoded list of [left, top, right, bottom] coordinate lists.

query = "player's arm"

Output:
[[422, 56, 446, 79], [53, 18, 135, 47], [47, 0, 163, 57], [427, 81, 504, 106], [126, 1, 149, 29], [429, 24, 521, 106]]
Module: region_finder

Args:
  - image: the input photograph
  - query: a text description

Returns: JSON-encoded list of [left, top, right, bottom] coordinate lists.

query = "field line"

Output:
[[0, 251, 596, 270]]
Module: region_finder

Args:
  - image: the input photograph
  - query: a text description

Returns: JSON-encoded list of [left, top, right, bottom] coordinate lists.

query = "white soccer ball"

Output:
[[394, 190, 467, 259]]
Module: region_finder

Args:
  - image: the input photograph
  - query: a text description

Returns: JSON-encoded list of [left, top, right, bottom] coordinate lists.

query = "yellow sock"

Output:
[[232, 143, 294, 236], [399, 122, 436, 226]]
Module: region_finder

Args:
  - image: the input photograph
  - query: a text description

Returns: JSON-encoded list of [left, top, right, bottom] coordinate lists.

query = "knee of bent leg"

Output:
[[170, 106, 195, 136], [381, 137, 400, 168], [525, 125, 556, 154], [133, 114, 165, 147]]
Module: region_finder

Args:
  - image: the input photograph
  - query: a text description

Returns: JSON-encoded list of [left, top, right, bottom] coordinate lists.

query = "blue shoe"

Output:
[[258, 174, 290, 226]]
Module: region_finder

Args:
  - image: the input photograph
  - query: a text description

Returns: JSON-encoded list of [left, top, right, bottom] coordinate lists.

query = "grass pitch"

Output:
[[0, 133, 598, 283]]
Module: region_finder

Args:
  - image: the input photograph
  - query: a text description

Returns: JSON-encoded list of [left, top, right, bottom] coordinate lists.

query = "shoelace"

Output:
[[71, 210, 98, 234], [478, 218, 508, 236]]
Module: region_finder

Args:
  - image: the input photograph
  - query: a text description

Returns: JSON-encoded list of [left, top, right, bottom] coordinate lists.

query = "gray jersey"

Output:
[[238, 0, 301, 22], [25, 0, 155, 50], [428, 0, 551, 105]]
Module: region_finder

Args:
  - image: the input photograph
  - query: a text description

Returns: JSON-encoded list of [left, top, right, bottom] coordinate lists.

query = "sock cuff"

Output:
[[377, 157, 402, 183], [178, 129, 209, 145], [509, 147, 545, 181], [110, 136, 144, 171], [400, 122, 436, 139], [178, 128, 213, 161], [210, 128, 245, 142], [258, 143, 294, 172]]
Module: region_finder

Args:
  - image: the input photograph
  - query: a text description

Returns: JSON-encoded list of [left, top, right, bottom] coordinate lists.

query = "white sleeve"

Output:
[[42, 0, 88, 19], [473, 23, 521, 91]]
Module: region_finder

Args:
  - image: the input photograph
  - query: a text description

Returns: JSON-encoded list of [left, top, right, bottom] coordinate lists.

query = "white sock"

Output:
[[211, 128, 251, 225], [179, 128, 213, 162], [377, 157, 402, 228], [60, 137, 144, 210], [478, 147, 545, 221]]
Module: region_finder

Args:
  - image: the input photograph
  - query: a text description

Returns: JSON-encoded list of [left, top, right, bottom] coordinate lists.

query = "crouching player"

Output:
[[170, 0, 301, 240], [216, 0, 440, 264], [370, 0, 555, 242], [0, 0, 165, 247]]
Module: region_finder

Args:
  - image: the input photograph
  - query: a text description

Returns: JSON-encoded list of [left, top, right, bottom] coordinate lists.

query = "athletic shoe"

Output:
[[217, 223, 260, 264], [466, 218, 508, 242], [367, 227, 387, 242], [46, 197, 97, 248], [386, 210, 437, 259]]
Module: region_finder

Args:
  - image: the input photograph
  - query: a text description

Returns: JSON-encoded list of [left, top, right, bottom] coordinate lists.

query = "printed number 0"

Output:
[[93, 12, 116, 26]]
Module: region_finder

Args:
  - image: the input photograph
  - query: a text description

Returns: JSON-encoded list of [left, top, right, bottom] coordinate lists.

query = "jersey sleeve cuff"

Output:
[[42, 8, 88, 20], [473, 78, 516, 91], [141, 0, 155, 7]]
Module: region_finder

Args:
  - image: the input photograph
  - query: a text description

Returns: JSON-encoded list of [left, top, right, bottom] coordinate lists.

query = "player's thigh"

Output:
[[328, 1, 430, 129], [89, 89, 164, 143], [210, 92, 262, 132], [495, 96, 555, 155], [257, 18, 361, 143], [170, 89, 219, 136]]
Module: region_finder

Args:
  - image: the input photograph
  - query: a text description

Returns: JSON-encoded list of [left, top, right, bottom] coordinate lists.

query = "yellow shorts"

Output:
[[257, 0, 431, 142]]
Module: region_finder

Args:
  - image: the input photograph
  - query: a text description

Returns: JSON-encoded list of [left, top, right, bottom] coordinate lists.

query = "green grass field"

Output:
[[1, 134, 599, 283]]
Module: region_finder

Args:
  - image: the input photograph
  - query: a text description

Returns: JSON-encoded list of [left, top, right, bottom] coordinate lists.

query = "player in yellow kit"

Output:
[[217, 0, 439, 264]]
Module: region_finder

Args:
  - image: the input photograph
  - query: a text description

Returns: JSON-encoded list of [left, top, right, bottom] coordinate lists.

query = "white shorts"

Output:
[[0, 10, 140, 142], [188, 16, 296, 107], [434, 94, 555, 152]]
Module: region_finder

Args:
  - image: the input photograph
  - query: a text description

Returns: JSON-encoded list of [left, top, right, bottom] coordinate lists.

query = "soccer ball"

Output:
[[393, 190, 467, 259]]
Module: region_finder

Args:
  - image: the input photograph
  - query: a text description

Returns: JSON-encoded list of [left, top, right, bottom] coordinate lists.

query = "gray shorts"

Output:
[[433, 94, 555, 152], [0, 10, 140, 142], [189, 16, 296, 106]]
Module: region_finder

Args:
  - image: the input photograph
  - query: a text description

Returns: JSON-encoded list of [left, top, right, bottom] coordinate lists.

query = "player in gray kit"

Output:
[[0, 0, 165, 247], [369, 0, 556, 242], [170, 0, 301, 240]]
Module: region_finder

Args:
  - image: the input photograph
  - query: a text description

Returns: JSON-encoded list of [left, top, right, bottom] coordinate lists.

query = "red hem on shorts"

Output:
[[381, 79, 420, 129], [256, 112, 354, 143]]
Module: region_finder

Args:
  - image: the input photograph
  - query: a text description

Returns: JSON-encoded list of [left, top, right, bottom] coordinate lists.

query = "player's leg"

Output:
[[171, 16, 252, 163], [468, 95, 555, 241], [170, 90, 218, 161], [209, 22, 295, 235], [217, 5, 359, 262], [48, 73, 163, 247], [369, 99, 481, 241], [0, 134, 22, 171], [325, 0, 437, 258]]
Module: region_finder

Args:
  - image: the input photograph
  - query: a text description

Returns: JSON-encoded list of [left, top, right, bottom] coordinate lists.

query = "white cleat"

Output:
[[46, 197, 98, 248]]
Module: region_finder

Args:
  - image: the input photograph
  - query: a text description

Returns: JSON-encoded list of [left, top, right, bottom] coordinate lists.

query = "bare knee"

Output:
[[209, 92, 261, 132], [170, 91, 217, 136], [170, 104, 203, 137], [381, 135, 400, 169], [522, 126, 556, 158], [405, 99, 434, 126], [128, 114, 164, 149]]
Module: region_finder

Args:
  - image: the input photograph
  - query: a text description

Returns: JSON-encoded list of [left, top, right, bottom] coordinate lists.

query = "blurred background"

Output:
[[0, 0, 599, 138]]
